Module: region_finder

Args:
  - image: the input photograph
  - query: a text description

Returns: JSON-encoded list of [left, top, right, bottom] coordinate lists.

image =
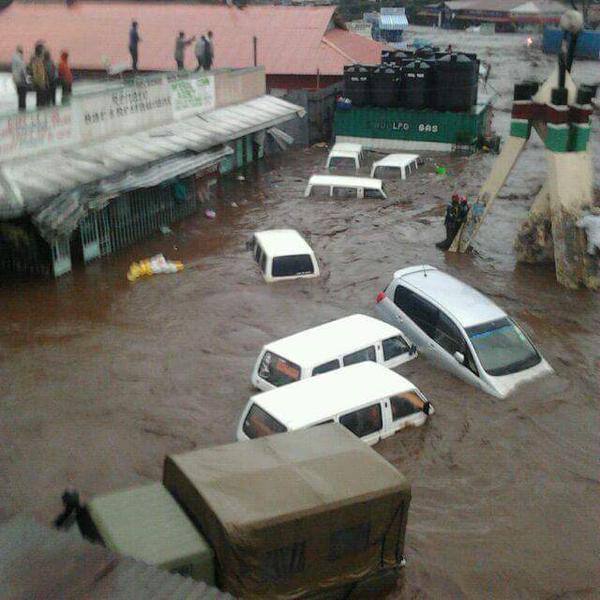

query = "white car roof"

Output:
[[372, 153, 419, 169], [394, 265, 506, 329], [332, 143, 363, 153], [307, 175, 383, 190], [264, 314, 405, 367], [328, 149, 360, 159], [254, 229, 314, 257], [251, 362, 417, 429]]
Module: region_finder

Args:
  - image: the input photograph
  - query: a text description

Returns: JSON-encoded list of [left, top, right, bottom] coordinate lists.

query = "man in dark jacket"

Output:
[[129, 21, 141, 73], [174, 31, 195, 71], [436, 194, 461, 250]]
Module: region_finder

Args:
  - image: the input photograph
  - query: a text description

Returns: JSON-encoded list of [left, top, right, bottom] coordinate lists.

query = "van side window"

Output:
[[390, 393, 422, 420], [393, 285, 438, 338], [332, 186, 358, 199], [328, 522, 370, 561], [343, 346, 376, 367], [364, 188, 383, 199], [339, 404, 382, 438], [433, 312, 464, 355], [261, 541, 305, 581], [382, 335, 410, 361], [260, 253, 267, 274], [312, 359, 340, 376]]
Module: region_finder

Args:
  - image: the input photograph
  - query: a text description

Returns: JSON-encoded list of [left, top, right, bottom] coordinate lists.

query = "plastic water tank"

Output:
[[434, 53, 478, 112], [344, 65, 370, 107], [401, 60, 433, 109], [371, 66, 401, 108]]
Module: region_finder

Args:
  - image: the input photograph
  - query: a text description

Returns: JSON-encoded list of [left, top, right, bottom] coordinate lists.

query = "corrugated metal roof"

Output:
[[0, 94, 304, 219], [0, 3, 382, 77], [0, 516, 234, 599], [318, 28, 382, 73], [379, 15, 409, 30]]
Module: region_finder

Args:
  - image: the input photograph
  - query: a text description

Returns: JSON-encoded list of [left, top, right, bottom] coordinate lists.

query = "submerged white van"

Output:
[[304, 175, 387, 199], [238, 362, 434, 446], [251, 314, 417, 391], [250, 229, 319, 283]]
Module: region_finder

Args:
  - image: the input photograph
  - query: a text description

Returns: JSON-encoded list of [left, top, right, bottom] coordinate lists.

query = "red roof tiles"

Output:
[[0, 2, 384, 76]]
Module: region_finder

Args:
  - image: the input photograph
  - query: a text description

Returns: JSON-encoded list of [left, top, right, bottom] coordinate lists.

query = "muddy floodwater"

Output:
[[1, 30, 599, 599]]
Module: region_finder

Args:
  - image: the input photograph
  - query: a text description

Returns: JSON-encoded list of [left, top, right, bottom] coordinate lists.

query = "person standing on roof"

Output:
[[11, 46, 28, 111], [203, 30, 214, 71], [174, 31, 195, 71], [44, 50, 58, 106], [29, 42, 48, 107], [58, 51, 73, 105], [129, 21, 141, 73], [194, 34, 206, 72]]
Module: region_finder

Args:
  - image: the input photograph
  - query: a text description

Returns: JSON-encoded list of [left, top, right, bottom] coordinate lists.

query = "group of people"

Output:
[[437, 193, 470, 250], [128, 21, 215, 74], [11, 42, 73, 111]]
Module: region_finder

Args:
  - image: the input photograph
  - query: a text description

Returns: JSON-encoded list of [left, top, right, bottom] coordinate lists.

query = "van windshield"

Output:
[[272, 255, 314, 278], [243, 404, 287, 439], [466, 318, 541, 377], [258, 351, 301, 387]]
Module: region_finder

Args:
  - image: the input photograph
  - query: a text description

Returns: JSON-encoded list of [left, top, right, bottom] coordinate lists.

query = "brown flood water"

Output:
[[1, 131, 599, 597]]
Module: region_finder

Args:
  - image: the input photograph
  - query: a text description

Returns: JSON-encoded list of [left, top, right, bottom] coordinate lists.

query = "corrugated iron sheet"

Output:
[[0, 94, 304, 218], [0, 3, 384, 77], [379, 15, 409, 30], [0, 516, 234, 599]]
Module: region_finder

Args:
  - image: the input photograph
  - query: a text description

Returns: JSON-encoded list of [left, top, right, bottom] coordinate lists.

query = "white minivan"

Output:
[[251, 314, 417, 391], [250, 229, 319, 283], [304, 175, 387, 199], [375, 265, 553, 398], [238, 362, 434, 446]]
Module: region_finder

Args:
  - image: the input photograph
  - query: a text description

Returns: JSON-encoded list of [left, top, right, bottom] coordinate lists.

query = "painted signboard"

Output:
[[0, 107, 75, 158], [0, 73, 217, 161], [77, 76, 173, 143], [170, 75, 215, 118]]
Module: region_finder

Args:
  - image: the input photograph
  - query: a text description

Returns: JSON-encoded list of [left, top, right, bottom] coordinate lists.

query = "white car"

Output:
[[375, 265, 552, 398]]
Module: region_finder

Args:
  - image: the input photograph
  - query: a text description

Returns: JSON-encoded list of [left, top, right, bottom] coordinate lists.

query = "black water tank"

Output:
[[415, 46, 436, 60], [513, 80, 539, 101], [344, 65, 370, 107], [381, 50, 393, 63], [371, 65, 401, 108], [402, 60, 433, 109], [435, 53, 478, 112], [576, 84, 595, 105], [391, 51, 413, 68]]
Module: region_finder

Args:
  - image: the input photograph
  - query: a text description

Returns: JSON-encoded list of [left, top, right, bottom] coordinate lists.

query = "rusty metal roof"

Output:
[[0, 2, 383, 76], [0, 516, 234, 599]]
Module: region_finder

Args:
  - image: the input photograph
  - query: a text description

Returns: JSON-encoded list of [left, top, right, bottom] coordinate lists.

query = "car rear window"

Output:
[[382, 335, 410, 361], [258, 351, 301, 387], [271, 255, 314, 278], [243, 403, 287, 439]]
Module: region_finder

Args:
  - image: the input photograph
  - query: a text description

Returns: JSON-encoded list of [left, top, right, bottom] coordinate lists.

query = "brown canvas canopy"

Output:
[[163, 424, 411, 599]]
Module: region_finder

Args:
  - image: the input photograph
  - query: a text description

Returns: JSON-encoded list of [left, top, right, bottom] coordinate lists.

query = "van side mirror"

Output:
[[422, 401, 432, 415], [453, 351, 465, 365], [409, 344, 418, 355]]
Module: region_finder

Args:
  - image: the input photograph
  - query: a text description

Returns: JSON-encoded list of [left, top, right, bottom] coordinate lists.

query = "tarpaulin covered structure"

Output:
[[163, 424, 411, 599]]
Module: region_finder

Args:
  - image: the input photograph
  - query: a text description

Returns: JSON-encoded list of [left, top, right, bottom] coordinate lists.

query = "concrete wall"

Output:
[[215, 67, 267, 108]]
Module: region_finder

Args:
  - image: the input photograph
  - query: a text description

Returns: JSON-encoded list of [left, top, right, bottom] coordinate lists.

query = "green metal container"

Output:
[[334, 104, 489, 149]]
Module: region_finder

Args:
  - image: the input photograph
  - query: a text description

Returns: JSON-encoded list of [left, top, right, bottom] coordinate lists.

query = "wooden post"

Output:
[[316, 68, 320, 90], [253, 36, 257, 67]]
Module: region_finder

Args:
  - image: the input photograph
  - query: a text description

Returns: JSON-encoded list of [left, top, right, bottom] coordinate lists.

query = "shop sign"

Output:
[[171, 75, 215, 118], [0, 107, 75, 160], [78, 77, 173, 143]]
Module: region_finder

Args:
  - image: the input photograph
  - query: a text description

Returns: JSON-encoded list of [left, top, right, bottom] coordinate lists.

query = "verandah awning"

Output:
[[0, 95, 305, 221]]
